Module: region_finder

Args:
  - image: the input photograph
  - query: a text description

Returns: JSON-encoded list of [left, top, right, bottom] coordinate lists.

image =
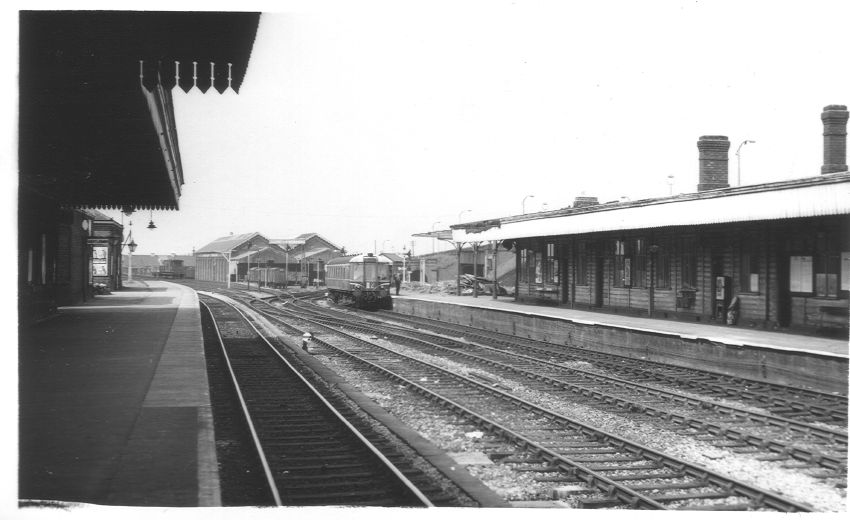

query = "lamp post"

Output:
[[125, 238, 137, 283], [736, 140, 756, 186], [458, 209, 471, 223], [522, 194, 534, 214], [431, 221, 441, 254], [284, 245, 291, 288]]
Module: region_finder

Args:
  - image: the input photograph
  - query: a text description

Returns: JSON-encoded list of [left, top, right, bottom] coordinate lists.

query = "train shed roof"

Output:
[[195, 232, 265, 254]]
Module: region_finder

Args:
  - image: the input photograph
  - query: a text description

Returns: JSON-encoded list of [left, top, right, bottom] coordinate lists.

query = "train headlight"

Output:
[[350, 282, 362, 290]]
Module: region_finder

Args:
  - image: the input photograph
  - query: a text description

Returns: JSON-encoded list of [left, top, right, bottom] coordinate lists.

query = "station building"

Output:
[[195, 232, 274, 283], [18, 11, 260, 324], [448, 105, 850, 335]]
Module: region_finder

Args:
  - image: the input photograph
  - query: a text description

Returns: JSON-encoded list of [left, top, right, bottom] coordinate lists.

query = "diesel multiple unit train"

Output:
[[325, 253, 393, 309]]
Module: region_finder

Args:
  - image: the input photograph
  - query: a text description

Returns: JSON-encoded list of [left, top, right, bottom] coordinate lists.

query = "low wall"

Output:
[[392, 299, 848, 394]]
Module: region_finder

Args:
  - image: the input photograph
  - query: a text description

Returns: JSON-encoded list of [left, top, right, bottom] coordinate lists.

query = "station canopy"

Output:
[[19, 11, 260, 211], [450, 172, 850, 243]]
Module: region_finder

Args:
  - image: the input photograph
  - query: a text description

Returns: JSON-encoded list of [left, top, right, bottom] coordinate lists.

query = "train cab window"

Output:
[[351, 264, 364, 282], [364, 262, 377, 281]]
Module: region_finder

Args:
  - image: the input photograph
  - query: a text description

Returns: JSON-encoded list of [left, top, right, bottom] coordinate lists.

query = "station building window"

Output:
[[814, 232, 841, 298], [740, 240, 759, 293], [545, 243, 559, 284], [680, 237, 697, 290], [611, 239, 657, 288], [613, 240, 627, 287], [519, 248, 539, 284], [631, 238, 647, 288], [534, 247, 542, 284]]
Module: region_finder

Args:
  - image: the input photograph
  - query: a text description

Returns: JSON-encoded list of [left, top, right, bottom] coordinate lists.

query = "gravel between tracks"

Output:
[[310, 333, 846, 511]]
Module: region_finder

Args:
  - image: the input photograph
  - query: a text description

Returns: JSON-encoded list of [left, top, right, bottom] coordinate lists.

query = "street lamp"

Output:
[[284, 245, 292, 288], [431, 221, 441, 254], [522, 194, 534, 214], [736, 140, 756, 186], [458, 209, 471, 223], [124, 237, 137, 282]]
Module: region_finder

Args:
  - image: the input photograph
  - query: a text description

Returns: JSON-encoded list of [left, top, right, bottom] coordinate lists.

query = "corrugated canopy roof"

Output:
[[451, 172, 850, 242]]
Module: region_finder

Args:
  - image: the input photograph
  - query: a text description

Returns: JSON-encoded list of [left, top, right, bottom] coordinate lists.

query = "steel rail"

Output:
[[272, 301, 848, 454], [201, 292, 434, 507], [200, 298, 283, 506], [371, 309, 848, 419], [284, 307, 847, 470], [260, 303, 814, 512]]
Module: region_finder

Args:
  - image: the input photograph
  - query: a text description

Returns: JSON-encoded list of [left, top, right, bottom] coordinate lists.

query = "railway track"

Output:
[[247, 298, 819, 511], [198, 292, 433, 507], [368, 307, 848, 425], [260, 299, 848, 476]]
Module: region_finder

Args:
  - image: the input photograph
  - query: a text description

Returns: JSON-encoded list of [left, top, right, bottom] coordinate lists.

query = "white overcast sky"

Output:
[[21, 1, 850, 257]]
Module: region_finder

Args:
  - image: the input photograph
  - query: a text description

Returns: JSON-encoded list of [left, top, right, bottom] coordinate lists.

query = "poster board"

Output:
[[789, 255, 812, 293], [92, 246, 109, 277]]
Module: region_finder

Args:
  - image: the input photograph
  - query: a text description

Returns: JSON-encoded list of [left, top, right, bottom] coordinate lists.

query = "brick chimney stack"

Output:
[[697, 135, 730, 191], [821, 104, 848, 174]]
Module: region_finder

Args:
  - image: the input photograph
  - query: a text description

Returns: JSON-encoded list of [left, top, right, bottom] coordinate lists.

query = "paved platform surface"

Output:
[[396, 291, 849, 358], [18, 280, 216, 508]]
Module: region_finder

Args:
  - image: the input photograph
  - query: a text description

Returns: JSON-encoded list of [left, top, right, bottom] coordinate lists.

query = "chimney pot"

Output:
[[821, 105, 848, 174], [697, 135, 730, 191]]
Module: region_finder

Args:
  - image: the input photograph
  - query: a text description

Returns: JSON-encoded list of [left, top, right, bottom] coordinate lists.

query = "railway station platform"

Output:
[[17, 280, 216, 509], [394, 290, 849, 394]]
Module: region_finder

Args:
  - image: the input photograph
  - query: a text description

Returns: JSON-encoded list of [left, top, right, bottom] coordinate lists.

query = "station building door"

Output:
[[593, 255, 604, 307]]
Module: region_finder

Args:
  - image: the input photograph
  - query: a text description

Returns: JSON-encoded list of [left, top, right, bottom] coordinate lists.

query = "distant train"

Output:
[[154, 258, 186, 279], [325, 253, 393, 309]]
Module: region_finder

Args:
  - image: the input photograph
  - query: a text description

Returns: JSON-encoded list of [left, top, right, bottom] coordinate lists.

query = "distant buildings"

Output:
[[195, 232, 342, 285]]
